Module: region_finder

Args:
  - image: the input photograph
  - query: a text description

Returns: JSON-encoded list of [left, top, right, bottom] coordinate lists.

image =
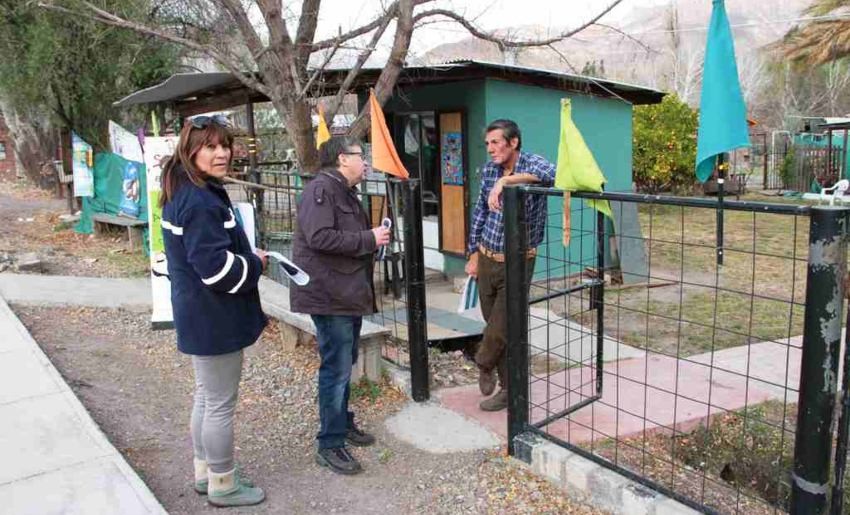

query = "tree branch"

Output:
[[312, 0, 433, 51], [38, 1, 273, 99], [215, 0, 264, 58], [295, 0, 321, 70], [545, 43, 629, 104], [323, 10, 394, 122], [348, 0, 415, 137], [413, 0, 623, 49], [593, 23, 658, 55], [298, 31, 344, 101], [258, 0, 292, 50]]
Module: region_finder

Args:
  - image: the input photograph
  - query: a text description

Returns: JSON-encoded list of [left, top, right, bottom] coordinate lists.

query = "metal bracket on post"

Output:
[[792, 205, 849, 514], [832, 273, 850, 515], [505, 184, 530, 454]]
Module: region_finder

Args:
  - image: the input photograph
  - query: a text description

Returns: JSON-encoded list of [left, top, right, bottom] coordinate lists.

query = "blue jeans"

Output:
[[311, 315, 361, 449]]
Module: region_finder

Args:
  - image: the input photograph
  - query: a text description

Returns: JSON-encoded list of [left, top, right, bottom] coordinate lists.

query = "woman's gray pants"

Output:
[[191, 349, 243, 473]]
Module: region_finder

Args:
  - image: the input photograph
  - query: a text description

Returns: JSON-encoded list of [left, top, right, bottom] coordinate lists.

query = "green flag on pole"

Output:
[[554, 98, 612, 218], [555, 98, 612, 247], [695, 0, 750, 183]]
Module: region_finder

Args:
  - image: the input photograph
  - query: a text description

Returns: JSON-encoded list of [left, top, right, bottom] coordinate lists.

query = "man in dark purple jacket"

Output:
[[290, 136, 390, 475]]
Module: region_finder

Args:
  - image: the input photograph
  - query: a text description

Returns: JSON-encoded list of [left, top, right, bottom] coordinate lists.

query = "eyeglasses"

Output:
[[190, 114, 229, 129], [342, 151, 363, 157]]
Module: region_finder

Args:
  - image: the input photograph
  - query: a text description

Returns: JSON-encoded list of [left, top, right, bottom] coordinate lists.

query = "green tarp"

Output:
[[75, 152, 149, 254]]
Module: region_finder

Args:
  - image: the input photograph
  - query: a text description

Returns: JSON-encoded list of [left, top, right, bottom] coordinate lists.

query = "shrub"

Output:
[[633, 95, 699, 193]]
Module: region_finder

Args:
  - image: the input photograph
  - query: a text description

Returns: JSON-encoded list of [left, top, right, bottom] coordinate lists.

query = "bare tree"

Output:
[[40, 0, 623, 171]]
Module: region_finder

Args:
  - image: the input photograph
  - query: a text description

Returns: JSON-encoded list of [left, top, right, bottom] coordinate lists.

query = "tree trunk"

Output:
[[280, 94, 320, 173], [0, 101, 57, 189], [257, 53, 320, 173]]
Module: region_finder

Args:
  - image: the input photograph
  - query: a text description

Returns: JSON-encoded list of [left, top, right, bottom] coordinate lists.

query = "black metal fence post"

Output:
[[505, 185, 530, 454], [402, 179, 429, 402], [792, 206, 848, 514], [594, 209, 605, 394]]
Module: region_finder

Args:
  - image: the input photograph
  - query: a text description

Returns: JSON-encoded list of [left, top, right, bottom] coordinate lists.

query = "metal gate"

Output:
[[504, 184, 850, 514]]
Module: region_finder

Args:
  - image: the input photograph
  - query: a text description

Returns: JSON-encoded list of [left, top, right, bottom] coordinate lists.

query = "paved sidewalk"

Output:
[[0, 292, 166, 514], [0, 273, 150, 308], [439, 338, 803, 443]]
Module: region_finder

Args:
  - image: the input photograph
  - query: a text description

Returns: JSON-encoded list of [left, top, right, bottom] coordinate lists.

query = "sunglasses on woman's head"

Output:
[[190, 114, 229, 129]]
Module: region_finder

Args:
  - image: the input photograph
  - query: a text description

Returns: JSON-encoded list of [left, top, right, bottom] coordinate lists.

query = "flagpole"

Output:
[[716, 154, 726, 266]]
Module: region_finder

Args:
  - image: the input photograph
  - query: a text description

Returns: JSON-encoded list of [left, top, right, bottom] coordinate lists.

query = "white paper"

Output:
[[457, 275, 480, 316], [234, 202, 256, 252], [266, 251, 310, 286]]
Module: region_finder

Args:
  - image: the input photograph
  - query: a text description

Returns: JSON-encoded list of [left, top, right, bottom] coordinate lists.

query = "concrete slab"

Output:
[[438, 337, 804, 445], [529, 306, 645, 364], [0, 457, 156, 515], [0, 393, 111, 484], [0, 273, 150, 308], [384, 402, 501, 453], [0, 293, 167, 514], [0, 310, 28, 354], [688, 339, 803, 402], [436, 385, 508, 441], [0, 349, 63, 405]]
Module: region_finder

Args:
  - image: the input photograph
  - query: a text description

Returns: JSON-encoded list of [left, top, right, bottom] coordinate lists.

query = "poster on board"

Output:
[[441, 132, 463, 185], [108, 120, 144, 163], [71, 132, 94, 197]]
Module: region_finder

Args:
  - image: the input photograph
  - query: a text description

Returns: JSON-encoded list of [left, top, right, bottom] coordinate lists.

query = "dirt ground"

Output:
[[2, 174, 604, 514], [13, 306, 602, 515], [0, 177, 148, 277]]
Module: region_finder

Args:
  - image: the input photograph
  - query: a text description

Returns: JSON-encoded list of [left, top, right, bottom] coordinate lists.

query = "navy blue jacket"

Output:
[[161, 172, 266, 355]]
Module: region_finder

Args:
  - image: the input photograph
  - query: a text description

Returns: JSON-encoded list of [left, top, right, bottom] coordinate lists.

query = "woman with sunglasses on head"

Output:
[[159, 115, 267, 507]]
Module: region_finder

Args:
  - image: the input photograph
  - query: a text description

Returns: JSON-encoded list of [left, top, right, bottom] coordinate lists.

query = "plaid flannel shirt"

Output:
[[467, 151, 556, 256]]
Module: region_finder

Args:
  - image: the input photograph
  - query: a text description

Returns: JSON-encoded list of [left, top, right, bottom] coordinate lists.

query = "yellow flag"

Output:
[[555, 99, 612, 245], [316, 104, 331, 149], [369, 90, 409, 179]]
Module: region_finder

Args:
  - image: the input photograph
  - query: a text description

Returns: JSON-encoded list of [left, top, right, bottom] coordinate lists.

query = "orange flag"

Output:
[[369, 90, 409, 179]]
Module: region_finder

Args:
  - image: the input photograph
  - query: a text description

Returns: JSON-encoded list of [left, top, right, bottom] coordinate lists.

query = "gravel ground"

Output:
[[13, 305, 605, 515]]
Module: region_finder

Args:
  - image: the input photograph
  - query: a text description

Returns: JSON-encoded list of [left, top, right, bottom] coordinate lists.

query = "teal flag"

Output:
[[695, 0, 750, 183]]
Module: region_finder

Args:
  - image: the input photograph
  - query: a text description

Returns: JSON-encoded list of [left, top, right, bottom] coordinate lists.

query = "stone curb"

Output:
[[513, 432, 698, 515]]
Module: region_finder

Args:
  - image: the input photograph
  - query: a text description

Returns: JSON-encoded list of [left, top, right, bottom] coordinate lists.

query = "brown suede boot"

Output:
[[478, 366, 496, 396], [479, 388, 508, 411]]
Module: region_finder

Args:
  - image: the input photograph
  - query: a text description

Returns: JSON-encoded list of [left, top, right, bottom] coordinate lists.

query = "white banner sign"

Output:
[[108, 120, 144, 163], [144, 136, 178, 329]]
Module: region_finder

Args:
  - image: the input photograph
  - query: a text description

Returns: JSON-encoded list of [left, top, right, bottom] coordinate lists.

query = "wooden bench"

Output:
[[91, 213, 146, 251], [257, 277, 390, 383]]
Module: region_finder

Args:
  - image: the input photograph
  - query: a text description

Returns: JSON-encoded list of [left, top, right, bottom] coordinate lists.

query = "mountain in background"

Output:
[[414, 0, 819, 128]]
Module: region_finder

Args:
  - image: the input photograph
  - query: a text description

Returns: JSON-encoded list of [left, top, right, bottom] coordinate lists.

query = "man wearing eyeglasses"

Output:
[[466, 119, 555, 412], [290, 136, 390, 475]]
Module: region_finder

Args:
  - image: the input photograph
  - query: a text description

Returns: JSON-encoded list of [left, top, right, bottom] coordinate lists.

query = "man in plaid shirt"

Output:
[[466, 119, 555, 411]]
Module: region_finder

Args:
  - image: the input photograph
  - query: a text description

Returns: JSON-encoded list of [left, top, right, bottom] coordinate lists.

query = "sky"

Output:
[[301, 0, 673, 55]]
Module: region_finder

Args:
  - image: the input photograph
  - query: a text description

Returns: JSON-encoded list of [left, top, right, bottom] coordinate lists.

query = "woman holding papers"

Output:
[[290, 136, 390, 476], [159, 115, 267, 507]]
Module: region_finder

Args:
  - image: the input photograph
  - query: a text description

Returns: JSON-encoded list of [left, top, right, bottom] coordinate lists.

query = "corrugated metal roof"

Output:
[[114, 60, 664, 109], [113, 72, 236, 107], [435, 59, 665, 97]]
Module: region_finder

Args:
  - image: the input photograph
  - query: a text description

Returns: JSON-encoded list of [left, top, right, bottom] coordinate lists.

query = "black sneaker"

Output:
[[346, 425, 376, 447], [316, 447, 363, 475]]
